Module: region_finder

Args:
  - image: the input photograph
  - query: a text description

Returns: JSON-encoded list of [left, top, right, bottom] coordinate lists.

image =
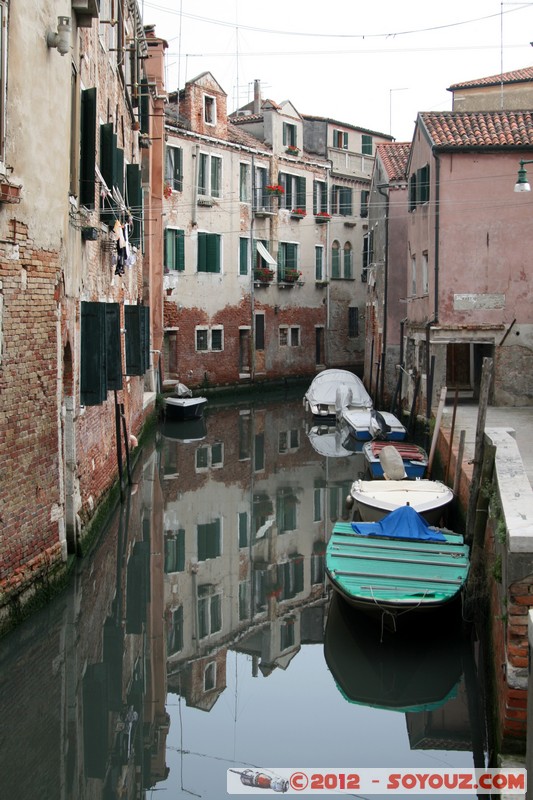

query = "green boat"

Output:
[[326, 505, 470, 626]]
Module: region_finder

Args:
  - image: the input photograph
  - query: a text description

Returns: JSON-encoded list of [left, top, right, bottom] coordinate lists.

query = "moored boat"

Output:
[[164, 382, 208, 421], [350, 478, 454, 525], [303, 369, 372, 418], [341, 407, 406, 442], [363, 440, 428, 479], [325, 505, 470, 626]]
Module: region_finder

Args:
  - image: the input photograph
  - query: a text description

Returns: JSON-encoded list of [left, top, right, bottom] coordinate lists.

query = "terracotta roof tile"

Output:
[[420, 110, 533, 148], [448, 66, 533, 91], [376, 142, 410, 180]]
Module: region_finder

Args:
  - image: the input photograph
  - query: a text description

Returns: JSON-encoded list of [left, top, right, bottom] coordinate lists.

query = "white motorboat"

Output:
[[303, 369, 372, 418], [164, 382, 208, 421], [341, 407, 406, 442], [349, 478, 454, 525]]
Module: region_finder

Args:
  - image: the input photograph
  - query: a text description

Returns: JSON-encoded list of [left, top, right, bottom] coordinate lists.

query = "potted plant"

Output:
[[283, 269, 302, 283], [254, 267, 275, 283], [315, 210, 331, 223], [290, 207, 306, 218], [163, 181, 173, 199], [286, 145, 299, 155], [266, 184, 284, 197]]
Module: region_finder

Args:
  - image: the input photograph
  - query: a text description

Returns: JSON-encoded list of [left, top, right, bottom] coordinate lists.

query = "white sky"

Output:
[[140, 0, 533, 142]]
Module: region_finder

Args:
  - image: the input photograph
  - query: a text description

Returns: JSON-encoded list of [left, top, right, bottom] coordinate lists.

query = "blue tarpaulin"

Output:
[[351, 504, 447, 542]]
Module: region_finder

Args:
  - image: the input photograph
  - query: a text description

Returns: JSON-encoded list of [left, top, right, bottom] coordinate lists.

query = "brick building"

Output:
[[0, 2, 165, 627]]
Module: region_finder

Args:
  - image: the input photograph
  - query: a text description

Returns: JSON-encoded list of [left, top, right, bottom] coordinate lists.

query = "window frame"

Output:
[[165, 145, 183, 192], [333, 129, 348, 150], [197, 231, 222, 273], [283, 121, 297, 147], [164, 227, 185, 272], [315, 245, 324, 281], [198, 152, 222, 198], [195, 325, 224, 353], [239, 161, 251, 203], [204, 94, 216, 125]]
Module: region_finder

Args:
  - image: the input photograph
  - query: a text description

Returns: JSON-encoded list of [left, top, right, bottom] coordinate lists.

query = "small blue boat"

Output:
[[326, 505, 470, 624], [341, 408, 406, 442], [363, 440, 428, 479]]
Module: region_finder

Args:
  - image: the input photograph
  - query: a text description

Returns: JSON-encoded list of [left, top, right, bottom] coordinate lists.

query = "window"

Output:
[[239, 237, 249, 275], [361, 134, 373, 155], [348, 307, 359, 337], [164, 228, 185, 271], [197, 520, 221, 561], [422, 251, 429, 294], [100, 123, 124, 225], [333, 129, 348, 149], [283, 122, 297, 147], [280, 617, 296, 650], [277, 242, 298, 281], [360, 190, 369, 218], [254, 432, 265, 472], [279, 429, 300, 453], [276, 488, 298, 533], [279, 172, 306, 210], [79, 88, 97, 207], [313, 180, 328, 214], [315, 246, 324, 280], [240, 162, 251, 202], [331, 240, 340, 279], [362, 235, 371, 281], [198, 587, 222, 638], [204, 94, 216, 125], [164, 530, 185, 573], [204, 662, 216, 691], [313, 488, 323, 522], [239, 582, 250, 620], [411, 255, 417, 296], [99, 0, 117, 54], [279, 326, 300, 347], [198, 153, 221, 197], [343, 242, 353, 278], [167, 606, 183, 655], [254, 165, 269, 209], [238, 511, 249, 548], [255, 313, 265, 351], [197, 232, 221, 273], [195, 326, 224, 352], [409, 173, 417, 211], [165, 145, 183, 192], [331, 185, 352, 216], [418, 164, 430, 204]]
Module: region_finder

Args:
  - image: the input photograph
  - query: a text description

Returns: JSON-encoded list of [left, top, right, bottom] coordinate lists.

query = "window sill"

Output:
[[197, 196, 215, 207], [254, 209, 276, 218]]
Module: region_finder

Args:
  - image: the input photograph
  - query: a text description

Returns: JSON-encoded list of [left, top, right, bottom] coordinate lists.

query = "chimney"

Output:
[[253, 79, 261, 115]]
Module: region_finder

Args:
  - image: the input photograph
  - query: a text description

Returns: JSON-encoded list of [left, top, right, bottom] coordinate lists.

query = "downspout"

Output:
[[426, 150, 440, 411], [377, 183, 390, 408], [325, 163, 332, 364], [191, 143, 199, 227], [250, 155, 256, 382]]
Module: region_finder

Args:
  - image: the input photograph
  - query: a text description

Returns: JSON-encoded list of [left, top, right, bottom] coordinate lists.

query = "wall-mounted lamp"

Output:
[[47, 16, 71, 56], [514, 159, 533, 193]]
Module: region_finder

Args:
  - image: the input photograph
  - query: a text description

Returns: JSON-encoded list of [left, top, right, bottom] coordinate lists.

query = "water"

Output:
[[0, 390, 488, 799]]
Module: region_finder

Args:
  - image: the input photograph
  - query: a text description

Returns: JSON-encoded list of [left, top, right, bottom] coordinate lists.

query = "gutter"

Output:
[[377, 182, 389, 407]]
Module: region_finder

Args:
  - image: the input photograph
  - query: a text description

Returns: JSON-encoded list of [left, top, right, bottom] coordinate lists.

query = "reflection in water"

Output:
[[0, 393, 488, 799]]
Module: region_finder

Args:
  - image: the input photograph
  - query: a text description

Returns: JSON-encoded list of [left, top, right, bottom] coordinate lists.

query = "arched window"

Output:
[[343, 242, 353, 278], [331, 240, 340, 278]]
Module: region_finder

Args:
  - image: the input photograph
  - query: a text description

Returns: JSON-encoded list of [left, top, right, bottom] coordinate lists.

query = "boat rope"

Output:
[[367, 585, 432, 642]]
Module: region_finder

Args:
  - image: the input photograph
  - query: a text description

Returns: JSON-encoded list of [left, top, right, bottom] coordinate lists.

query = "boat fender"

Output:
[[129, 434, 138, 448], [345, 494, 354, 509]]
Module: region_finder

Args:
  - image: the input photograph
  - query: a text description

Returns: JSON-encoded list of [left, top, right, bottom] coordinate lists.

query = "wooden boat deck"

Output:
[[327, 522, 470, 609]]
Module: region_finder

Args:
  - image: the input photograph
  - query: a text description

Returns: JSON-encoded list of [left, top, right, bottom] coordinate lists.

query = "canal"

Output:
[[0, 389, 490, 799]]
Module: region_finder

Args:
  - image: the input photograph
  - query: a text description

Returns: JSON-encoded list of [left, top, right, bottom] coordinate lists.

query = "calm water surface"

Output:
[[0, 391, 488, 799]]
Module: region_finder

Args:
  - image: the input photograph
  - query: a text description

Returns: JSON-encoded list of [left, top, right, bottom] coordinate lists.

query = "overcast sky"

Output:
[[140, 0, 533, 142]]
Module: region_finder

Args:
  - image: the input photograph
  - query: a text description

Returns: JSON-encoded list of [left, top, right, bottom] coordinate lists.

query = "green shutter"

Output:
[[175, 229, 185, 271], [139, 76, 150, 134], [115, 146, 124, 199], [176, 147, 183, 191], [80, 302, 107, 405], [105, 303, 123, 390], [206, 233, 220, 273], [296, 176, 306, 209], [287, 243, 297, 270], [100, 123, 117, 225], [80, 88, 97, 208], [282, 123, 287, 146], [239, 237, 248, 275], [126, 163, 142, 247], [125, 304, 150, 376], [197, 232, 207, 272]]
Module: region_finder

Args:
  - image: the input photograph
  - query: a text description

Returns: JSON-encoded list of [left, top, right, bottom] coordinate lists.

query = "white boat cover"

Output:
[[305, 369, 372, 410], [307, 426, 354, 458]]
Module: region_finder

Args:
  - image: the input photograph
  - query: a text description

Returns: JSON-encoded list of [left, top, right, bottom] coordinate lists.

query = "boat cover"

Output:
[[305, 369, 372, 409], [351, 504, 446, 542]]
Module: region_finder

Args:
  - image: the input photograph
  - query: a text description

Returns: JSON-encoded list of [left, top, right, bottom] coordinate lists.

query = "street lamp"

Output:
[[514, 159, 533, 192]]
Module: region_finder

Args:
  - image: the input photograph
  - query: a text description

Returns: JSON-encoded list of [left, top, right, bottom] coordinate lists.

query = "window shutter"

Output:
[[282, 123, 287, 146], [176, 147, 183, 191], [343, 132, 348, 149], [255, 313, 265, 350], [175, 229, 185, 271], [80, 88, 97, 208], [296, 176, 306, 209], [197, 232, 207, 272], [80, 301, 107, 405], [100, 123, 117, 225], [206, 233, 220, 273], [105, 303, 123, 390], [139, 76, 150, 134], [341, 187, 352, 216], [125, 305, 149, 376], [287, 243, 297, 270], [115, 146, 124, 200], [239, 237, 248, 275], [126, 163, 142, 247], [312, 181, 318, 215]]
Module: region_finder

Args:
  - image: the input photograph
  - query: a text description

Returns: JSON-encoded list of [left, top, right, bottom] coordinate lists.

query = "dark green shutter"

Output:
[[126, 163, 142, 247], [80, 302, 107, 405], [115, 146, 124, 200], [175, 230, 185, 271], [125, 306, 142, 375], [80, 88, 97, 207], [313, 181, 317, 215], [139, 76, 150, 134], [239, 237, 248, 275], [141, 305, 150, 373], [100, 123, 116, 225], [296, 176, 306, 209], [105, 303, 122, 390], [287, 243, 297, 270], [282, 123, 287, 146], [197, 231, 207, 272], [176, 147, 183, 191], [206, 233, 220, 273], [82, 663, 109, 779]]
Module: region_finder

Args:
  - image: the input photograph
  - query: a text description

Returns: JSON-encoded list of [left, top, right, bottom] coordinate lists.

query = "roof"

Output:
[[448, 66, 533, 92], [419, 110, 533, 148], [375, 142, 410, 180], [302, 114, 392, 140]]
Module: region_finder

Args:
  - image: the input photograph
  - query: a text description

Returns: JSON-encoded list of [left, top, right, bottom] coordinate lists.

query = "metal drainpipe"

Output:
[[377, 183, 390, 407], [325, 164, 332, 364], [426, 150, 440, 410], [250, 155, 256, 382], [191, 144, 199, 227]]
